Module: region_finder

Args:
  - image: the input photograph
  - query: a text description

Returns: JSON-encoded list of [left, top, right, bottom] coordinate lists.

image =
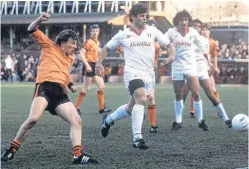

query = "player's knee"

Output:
[[26, 117, 39, 127], [205, 88, 214, 98], [136, 95, 147, 105], [72, 116, 82, 128], [98, 88, 104, 92], [175, 91, 183, 100], [206, 92, 220, 106], [192, 92, 200, 101], [82, 87, 89, 93], [98, 83, 105, 89], [147, 95, 155, 104], [175, 95, 182, 101]]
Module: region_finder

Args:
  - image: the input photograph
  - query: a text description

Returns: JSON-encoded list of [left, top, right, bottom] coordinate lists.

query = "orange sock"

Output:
[[75, 92, 86, 109], [97, 89, 105, 110], [214, 91, 220, 99], [190, 96, 195, 113], [72, 145, 83, 157], [148, 104, 157, 127], [10, 140, 21, 152]]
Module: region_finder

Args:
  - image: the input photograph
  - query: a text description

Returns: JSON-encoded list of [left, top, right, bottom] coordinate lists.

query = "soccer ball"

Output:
[[232, 114, 249, 132]]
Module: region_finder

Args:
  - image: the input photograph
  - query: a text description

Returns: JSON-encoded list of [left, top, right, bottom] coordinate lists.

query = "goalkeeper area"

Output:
[[1, 83, 248, 169]]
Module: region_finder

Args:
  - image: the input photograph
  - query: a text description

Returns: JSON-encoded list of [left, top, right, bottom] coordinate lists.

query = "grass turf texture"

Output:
[[1, 83, 248, 169]]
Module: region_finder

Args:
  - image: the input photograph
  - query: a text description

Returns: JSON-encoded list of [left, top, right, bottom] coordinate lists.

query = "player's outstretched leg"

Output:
[[101, 104, 129, 137], [101, 114, 114, 137], [1, 140, 20, 162], [56, 102, 98, 165], [199, 79, 232, 128], [2, 97, 47, 162]]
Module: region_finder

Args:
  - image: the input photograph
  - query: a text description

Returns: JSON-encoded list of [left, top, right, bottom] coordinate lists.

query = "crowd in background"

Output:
[[1, 40, 248, 84], [1, 35, 248, 60], [218, 41, 249, 60], [1, 53, 38, 82]]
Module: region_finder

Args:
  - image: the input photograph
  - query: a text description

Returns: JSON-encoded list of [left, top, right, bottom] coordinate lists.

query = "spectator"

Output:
[[242, 51, 247, 59], [23, 63, 35, 82], [17, 55, 26, 81], [5, 55, 14, 82], [1, 63, 8, 81]]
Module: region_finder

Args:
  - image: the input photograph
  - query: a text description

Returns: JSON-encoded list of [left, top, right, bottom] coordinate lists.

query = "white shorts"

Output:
[[172, 70, 197, 81], [197, 68, 210, 80], [123, 70, 155, 95]]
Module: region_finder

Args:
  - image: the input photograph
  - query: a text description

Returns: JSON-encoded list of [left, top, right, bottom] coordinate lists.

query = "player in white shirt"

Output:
[[164, 10, 210, 131], [182, 19, 232, 127], [95, 3, 175, 150], [5, 55, 14, 82]]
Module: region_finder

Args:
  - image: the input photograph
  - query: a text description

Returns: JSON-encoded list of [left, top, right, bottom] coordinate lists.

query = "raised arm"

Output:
[[27, 12, 52, 47], [27, 12, 50, 32]]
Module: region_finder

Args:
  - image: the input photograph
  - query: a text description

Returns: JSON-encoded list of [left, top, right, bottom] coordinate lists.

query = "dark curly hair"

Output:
[[55, 29, 78, 45], [173, 9, 192, 27]]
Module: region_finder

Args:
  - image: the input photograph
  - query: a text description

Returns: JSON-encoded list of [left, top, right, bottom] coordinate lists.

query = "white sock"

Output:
[[132, 104, 144, 140], [215, 103, 229, 121], [194, 100, 203, 123], [174, 100, 184, 123], [106, 104, 130, 125]]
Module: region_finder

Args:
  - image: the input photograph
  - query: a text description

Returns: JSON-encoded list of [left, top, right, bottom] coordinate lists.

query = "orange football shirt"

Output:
[[83, 38, 99, 63], [32, 29, 75, 87], [209, 38, 217, 58]]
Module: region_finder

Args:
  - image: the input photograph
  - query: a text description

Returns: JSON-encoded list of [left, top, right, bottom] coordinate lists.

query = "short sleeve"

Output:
[[153, 27, 170, 48], [31, 29, 52, 48], [193, 30, 207, 55], [164, 31, 170, 43], [106, 32, 123, 50], [83, 40, 91, 51]]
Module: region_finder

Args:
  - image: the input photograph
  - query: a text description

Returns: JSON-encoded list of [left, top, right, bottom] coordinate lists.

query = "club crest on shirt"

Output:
[[147, 33, 152, 38], [189, 36, 196, 42]]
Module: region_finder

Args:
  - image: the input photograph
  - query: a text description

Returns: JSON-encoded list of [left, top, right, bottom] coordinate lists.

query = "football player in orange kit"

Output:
[[75, 24, 111, 114], [1, 12, 98, 165]]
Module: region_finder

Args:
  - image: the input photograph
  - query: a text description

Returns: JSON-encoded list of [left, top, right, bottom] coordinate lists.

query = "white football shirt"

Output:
[[106, 25, 170, 71], [164, 27, 207, 73], [195, 35, 210, 70]]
